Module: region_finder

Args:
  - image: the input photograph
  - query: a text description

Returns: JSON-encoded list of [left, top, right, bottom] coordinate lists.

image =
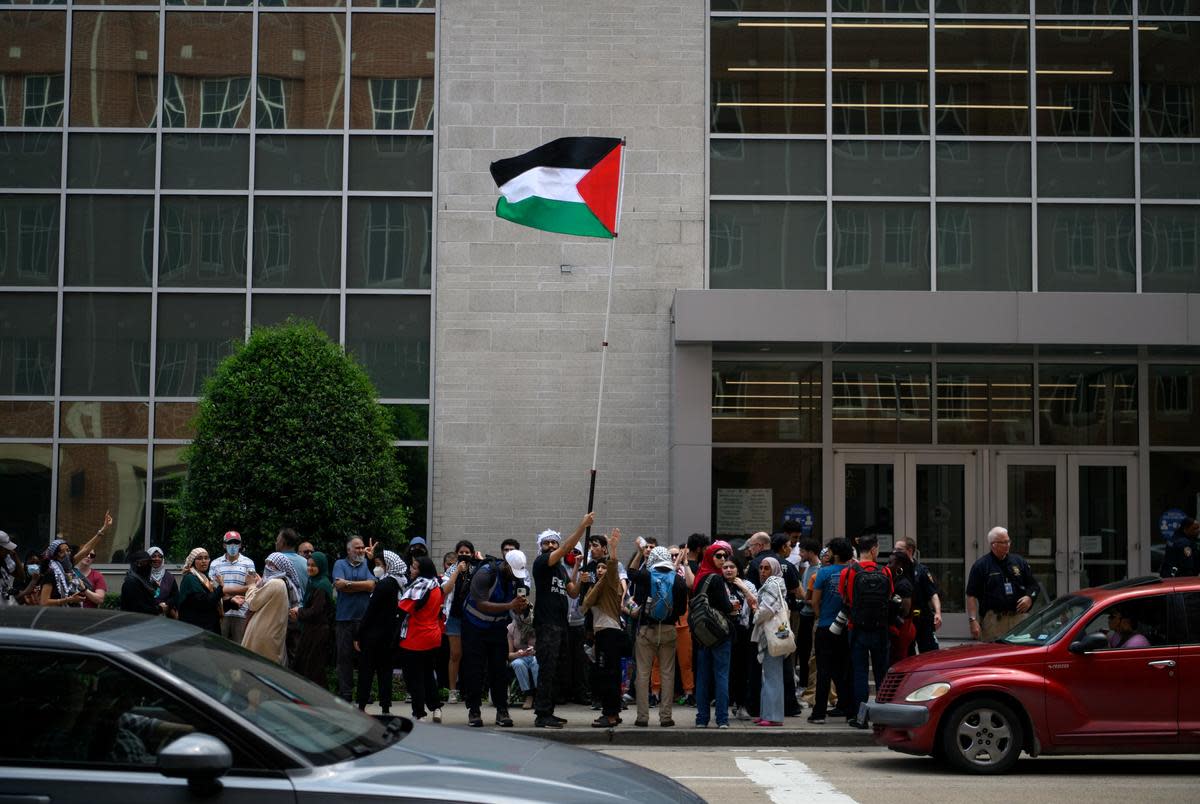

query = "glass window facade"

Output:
[[0, 4, 435, 553], [708, 9, 1200, 292]]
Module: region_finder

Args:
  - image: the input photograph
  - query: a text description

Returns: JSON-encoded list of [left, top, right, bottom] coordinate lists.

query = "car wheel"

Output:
[[940, 697, 1023, 774]]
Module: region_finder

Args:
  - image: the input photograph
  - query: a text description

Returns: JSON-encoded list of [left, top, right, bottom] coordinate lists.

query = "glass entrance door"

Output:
[[835, 451, 976, 635], [995, 453, 1137, 599]]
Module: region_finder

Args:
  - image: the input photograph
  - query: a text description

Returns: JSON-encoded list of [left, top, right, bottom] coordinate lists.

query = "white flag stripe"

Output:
[[498, 166, 588, 205], [735, 756, 859, 804]]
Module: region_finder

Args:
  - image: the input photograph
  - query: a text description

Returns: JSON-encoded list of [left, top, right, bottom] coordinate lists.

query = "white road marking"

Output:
[[674, 776, 746, 780], [735, 756, 859, 804]]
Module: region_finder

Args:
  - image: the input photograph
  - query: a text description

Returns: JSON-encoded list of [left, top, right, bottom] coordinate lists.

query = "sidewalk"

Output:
[[364, 700, 878, 747]]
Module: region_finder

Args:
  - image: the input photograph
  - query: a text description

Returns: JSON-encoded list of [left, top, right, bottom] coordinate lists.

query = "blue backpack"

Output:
[[646, 569, 675, 623]]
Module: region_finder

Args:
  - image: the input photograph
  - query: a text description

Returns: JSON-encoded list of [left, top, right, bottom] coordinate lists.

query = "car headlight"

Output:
[[905, 682, 951, 702]]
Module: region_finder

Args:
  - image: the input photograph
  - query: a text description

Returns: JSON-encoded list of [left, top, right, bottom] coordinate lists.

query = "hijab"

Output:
[[125, 549, 157, 593], [262, 551, 302, 606], [752, 555, 789, 648], [183, 548, 213, 592], [148, 547, 167, 583], [44, 538, 78, 600], [303, 551, 335, 608], [648, 546, 674, 571], [693, 540, 732, 592]]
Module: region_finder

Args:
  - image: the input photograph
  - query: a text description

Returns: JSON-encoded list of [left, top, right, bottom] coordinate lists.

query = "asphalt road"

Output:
[[595, 745, 1200, 803]]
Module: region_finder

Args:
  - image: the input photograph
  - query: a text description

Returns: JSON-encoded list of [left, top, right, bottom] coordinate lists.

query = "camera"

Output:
[[829, 607, 850, 636]]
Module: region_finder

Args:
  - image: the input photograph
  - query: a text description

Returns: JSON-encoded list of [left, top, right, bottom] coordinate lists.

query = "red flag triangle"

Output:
[[576, 143, 622, 236]]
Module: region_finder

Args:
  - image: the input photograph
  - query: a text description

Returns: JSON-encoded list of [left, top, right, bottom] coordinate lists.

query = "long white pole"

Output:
[[585, 141, 627, 525]]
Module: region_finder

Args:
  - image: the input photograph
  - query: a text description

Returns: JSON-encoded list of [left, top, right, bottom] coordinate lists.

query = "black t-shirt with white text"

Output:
[[532, 551, 570, 627]]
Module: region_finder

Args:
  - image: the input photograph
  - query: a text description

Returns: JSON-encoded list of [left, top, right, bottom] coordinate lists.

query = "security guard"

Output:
[[965, 526, 1041, 642]]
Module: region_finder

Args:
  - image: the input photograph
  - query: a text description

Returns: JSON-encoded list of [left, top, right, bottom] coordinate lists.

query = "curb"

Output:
[[494, 726, 878, 747]]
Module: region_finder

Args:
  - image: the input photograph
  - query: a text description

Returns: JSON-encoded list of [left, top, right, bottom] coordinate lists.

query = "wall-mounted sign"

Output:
[[716, 488, 773, 535]]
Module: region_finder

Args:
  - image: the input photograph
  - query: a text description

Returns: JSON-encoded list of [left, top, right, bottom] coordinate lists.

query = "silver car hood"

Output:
[[290, 721, 701, 803]]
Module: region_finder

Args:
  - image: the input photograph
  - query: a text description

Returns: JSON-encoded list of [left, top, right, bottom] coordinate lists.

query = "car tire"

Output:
[[939, 697, 1023, 775]]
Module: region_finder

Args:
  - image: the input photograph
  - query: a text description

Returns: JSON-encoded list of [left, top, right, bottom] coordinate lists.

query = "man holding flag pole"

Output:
[[490, 135, 626, 726]]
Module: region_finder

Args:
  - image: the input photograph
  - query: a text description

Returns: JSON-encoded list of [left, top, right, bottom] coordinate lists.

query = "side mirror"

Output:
[[1068, 632, 1109, 654], [158, 733, 232, 781]]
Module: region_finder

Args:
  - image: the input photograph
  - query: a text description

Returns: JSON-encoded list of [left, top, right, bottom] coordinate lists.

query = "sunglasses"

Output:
[[226, 541, 242, 546], [85, 553, 96, 560], [713, 552, 728, 560]]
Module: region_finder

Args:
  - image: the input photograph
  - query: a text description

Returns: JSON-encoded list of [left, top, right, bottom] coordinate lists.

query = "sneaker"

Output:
[[648, 694, 659, 708], [622, 693, 634, 704], [806, 715, 826, 724], [735, 707, 752, 722], [467, 710, 483, 728], [592, 716, 617, 728], [757, 720, 783, 727], [412, 714, 426, 722], [591, 702, 602, 710], [431, 708, 443, 723], [635, 718, 648, 727], [660, 718, 675, 727], [828, 707, 849, 718], [534, 716, 563, 729], [447, 690, 461, 705], [684, 693, 696, 706], [847, 718, 868, 729], [550, 714, 568, 725], [495, 712, 514, 728], [695, 721, 708, 728], [718, 723, 729, 729]]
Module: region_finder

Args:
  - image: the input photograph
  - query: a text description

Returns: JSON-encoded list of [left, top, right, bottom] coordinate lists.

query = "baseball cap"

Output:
[[223, 531, 242, 543], [0, 531, 16, 552], [409, 536, 428, 548], [505, 549, 528, 580]]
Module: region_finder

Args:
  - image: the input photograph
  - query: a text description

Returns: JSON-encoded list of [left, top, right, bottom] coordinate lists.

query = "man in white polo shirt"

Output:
[[209, 530, 255, 644]]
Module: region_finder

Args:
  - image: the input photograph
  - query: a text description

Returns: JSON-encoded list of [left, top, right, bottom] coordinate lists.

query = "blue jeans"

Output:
[[511, 655, 539, 694], [695, 639, 731, 726], [850, 628, 889, 711], [759, 652, 785, 723]]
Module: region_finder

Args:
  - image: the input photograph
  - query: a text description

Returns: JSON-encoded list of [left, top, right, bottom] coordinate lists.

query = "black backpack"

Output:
[[688, 575, 731, 648], [850, 564, 890, 631]]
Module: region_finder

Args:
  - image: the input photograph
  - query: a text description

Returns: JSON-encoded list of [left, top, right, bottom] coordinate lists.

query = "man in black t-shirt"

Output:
[[966, 526, 1042, 642], [531, 511, 594, 728]]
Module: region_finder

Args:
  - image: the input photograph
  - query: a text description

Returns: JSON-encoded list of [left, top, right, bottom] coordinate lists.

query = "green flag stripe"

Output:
[[495, 195, 614, 239]]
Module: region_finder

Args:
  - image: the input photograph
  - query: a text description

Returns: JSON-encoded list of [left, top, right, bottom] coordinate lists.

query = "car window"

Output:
[[998, 595, 1092, 646], [0, 649, 259, 770], [1078, 595, 1172, 649], [1180, 592, 1200, 644], [138, 631, 394, 765]]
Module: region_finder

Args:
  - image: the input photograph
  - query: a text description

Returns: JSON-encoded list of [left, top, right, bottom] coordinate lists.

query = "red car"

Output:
[[861, 575, 1200, 774]]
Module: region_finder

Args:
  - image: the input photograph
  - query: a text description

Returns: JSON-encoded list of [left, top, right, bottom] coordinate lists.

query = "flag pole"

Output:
[[585, 139, 627, 542]]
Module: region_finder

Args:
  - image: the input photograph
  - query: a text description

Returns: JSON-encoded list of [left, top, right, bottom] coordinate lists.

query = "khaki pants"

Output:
[[800, 652, 836, 707], [636, 623, 677, 723], [981, 610, 1025, 642]]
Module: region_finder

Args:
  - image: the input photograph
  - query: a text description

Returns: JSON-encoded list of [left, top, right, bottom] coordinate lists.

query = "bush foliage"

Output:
[[173, 321, 408, 561]]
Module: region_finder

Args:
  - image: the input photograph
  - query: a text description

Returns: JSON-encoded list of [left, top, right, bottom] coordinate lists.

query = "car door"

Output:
[[1044, 594, 1179, 746], [1177, 590, 1200, 744], [0, 648, 296, 804]]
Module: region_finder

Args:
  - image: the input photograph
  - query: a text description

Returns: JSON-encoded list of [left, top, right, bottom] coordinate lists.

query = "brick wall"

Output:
[[432, 0, 705, 554]]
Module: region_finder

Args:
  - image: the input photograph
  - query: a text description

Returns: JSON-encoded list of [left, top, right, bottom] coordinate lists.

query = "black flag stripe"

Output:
[[489, 136, 622, 188]]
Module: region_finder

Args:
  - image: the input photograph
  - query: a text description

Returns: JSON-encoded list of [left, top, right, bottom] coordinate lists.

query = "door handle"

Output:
[[1147, 659, 1176, 669]]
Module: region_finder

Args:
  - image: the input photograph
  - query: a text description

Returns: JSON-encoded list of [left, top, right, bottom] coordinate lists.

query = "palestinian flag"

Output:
[[490, 137, 623, 239]]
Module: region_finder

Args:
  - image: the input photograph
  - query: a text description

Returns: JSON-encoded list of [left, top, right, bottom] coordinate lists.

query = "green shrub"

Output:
[[173, 320, 408, 562]]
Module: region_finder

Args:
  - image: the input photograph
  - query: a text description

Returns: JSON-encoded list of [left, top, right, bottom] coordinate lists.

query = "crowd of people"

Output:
[[0, 510, 1060, 731]]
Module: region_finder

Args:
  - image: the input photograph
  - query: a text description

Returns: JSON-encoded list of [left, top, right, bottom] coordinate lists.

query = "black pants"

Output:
[[812, 626, 849, 719], [461, 620, 508, 715], [556, 623, 589, 704], [913, 619, 939, 653], [594, 628, 625, 718], [400, 646, 440, 718], [729, 627, 754, 710], [535, 621, 567, 717], [335, 619, 360, 701], [356, 640, 394, 712], [783, 653, 801, 715], [795, 613, 815, 686]]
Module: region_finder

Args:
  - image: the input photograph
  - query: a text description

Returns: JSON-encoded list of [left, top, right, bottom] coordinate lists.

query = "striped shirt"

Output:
[[209, 553, 255, 618]]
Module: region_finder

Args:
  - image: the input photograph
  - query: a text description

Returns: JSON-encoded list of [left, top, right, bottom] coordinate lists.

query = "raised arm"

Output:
[[548, 512, 595, 567]]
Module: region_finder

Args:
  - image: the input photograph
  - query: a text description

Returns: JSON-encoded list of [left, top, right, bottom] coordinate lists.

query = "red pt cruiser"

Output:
[[861, 576, 1200, 773]]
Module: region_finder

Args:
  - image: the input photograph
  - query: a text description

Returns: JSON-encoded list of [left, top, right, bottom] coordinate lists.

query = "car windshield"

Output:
[[137, 630, 394, 765], [995, 595, 1093, 646]]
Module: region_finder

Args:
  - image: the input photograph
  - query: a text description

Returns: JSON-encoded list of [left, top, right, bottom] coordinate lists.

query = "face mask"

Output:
[[226, 545, 240, 557], [373, 566, 386, 579]]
